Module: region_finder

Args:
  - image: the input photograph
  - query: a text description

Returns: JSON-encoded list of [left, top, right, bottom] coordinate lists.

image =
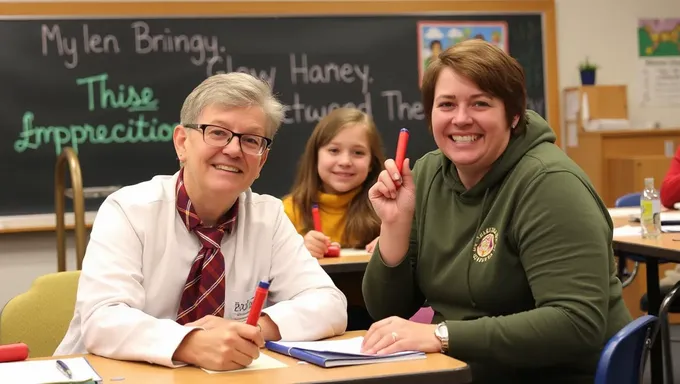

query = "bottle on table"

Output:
[[640, 177, 661, 239]]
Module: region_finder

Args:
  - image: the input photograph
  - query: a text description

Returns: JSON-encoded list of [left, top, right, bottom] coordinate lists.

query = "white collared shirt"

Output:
[[54, 172, 348, 367]]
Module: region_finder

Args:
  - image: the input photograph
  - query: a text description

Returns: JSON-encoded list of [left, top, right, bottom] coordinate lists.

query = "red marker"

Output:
[[246, 280, 270, 327], [395, 128, 410, 174], [311, 204, 322, 232], [311, 204, 340, 257], [0, 343, 29, 363]]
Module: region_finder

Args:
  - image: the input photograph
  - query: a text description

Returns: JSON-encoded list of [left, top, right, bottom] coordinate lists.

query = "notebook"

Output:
[[0, 357, 102, 384], [265, 336, 426, 368]]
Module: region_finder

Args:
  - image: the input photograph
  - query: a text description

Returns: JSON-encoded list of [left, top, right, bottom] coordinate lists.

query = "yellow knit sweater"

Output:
[[282, 188, 361, 245]]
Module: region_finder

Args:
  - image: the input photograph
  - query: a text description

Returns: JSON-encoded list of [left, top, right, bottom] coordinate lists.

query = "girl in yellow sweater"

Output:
[[282, 107, 386, 258], [282, 107, 386, 330]]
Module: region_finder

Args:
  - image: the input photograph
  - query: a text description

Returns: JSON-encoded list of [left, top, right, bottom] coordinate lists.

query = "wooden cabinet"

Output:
[[563, 85, 680, 206], [568, 131, 680, 206], [607, 155, 673, 205], [564, 85, 628, 129]]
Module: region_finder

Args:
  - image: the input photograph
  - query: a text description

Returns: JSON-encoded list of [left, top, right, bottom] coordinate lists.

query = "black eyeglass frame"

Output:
[[183, 123, 273, 155]]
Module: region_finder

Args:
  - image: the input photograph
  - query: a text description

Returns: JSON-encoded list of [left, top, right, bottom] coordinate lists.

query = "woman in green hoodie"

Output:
[[360, 39, 632, 383]]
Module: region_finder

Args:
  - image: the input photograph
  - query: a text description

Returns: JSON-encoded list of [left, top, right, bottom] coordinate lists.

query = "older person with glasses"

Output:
[[54, 73, 348, 372], [182, 123, 273, 156]]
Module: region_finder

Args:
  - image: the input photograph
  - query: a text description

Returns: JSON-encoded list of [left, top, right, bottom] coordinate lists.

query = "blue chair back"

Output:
[[616, 192, 641, 207], [595, 315, 658, 384]]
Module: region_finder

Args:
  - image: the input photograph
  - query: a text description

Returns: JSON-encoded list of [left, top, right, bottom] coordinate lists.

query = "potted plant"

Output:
[[579, 57, 598, 85]]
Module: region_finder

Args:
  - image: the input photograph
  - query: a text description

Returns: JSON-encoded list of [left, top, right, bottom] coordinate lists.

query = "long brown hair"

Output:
[[289, 108, 386, 247]]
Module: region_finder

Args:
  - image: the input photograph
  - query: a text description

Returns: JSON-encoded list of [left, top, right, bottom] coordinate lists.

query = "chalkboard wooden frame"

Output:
[[0, 0, 560, 232], [0, 0, 560, 143]]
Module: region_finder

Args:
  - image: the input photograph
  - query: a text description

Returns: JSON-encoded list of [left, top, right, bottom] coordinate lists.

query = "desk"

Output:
[[319, 252, 371, 314], [318, 252, 371, 274], [611, 213, 680, 384], [51, 332, 471, 384]]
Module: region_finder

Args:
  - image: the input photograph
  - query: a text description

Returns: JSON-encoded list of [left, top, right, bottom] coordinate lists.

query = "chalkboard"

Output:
[[0, 12, 548, 215]]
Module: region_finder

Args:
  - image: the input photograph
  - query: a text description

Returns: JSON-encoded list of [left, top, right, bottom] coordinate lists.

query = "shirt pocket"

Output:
[[226, 289, 256, 322]]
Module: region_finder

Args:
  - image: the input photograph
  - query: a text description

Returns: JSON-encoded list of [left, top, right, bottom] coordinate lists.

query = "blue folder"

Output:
[[264, 340, 425, 368]]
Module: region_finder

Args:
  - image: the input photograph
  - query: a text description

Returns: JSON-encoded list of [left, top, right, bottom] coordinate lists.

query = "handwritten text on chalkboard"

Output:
[[14, 71, 177, 156], [31, 21, 428, 155], [28, 20, 544, 156]]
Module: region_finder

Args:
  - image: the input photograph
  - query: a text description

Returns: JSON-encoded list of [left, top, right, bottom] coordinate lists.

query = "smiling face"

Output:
[[317, 123, 372, 194], [431, 67, 518, 185], [174, 104, 269, 205]]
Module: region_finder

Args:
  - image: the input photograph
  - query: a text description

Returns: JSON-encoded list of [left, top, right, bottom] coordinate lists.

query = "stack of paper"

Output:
[[0, 357, 102, 384], [614, 225, 680, 237], [265, 336, 425, 368], [629, 211, 680, 225], [608, 207, 640, 219]]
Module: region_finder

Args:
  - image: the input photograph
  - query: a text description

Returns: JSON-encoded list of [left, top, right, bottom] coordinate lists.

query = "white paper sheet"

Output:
[[202, 353, 287, 374], [0, 357, 102, 384], [613, 225, 680, 237], [340, 248, 370, 257], [608, 207, 640, 219]]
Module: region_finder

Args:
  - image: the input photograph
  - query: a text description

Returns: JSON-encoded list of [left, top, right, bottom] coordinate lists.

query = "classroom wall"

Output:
[[1, 0, 679, 309], [556, 0, 680, 129], [0, 233, 80, 310]]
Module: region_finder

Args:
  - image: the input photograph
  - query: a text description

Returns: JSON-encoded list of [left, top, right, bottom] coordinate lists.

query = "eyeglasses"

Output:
[[183, 123, 272, 156]]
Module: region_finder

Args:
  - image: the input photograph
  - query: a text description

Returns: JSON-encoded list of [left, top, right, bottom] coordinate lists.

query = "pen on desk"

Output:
[[56, 359, 73, 379], [246, 280, 270, 327]]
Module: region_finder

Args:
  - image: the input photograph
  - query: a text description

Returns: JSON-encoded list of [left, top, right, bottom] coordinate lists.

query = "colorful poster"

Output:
[[638, 18, 680, 57], [417, 21, 508, 85], [637, 18, 680, 107]]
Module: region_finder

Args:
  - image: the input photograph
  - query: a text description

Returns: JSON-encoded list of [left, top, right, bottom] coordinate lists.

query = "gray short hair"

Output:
[[180, 73, 285, 138]]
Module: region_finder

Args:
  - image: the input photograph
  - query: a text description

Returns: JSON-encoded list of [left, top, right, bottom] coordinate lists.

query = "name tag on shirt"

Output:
[[227, 289, 256, 321]]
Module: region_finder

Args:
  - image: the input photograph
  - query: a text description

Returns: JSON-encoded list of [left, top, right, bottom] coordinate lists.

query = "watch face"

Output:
[[436, 323, 447, 338]]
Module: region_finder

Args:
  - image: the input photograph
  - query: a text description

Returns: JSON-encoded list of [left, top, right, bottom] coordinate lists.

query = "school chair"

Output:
[[615, 192, 641, 208], [657, 282, 680, 384], [615, 192, 642, 288], [0, 271, 80, 358], [594, 314, 658, 384]]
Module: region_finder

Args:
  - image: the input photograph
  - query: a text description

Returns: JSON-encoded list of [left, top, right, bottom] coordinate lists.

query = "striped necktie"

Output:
[[175, 168, 238, 325]]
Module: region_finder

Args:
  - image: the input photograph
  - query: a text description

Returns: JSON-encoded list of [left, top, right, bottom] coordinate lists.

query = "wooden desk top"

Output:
[[52, 332, 471, 384], [613, 234, 680, 262], [318, 251, 371, 274], [610, 209, 680, 262]]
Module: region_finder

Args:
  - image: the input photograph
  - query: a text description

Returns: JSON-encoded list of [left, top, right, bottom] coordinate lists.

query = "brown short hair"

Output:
[[421, 39, 527, 133]]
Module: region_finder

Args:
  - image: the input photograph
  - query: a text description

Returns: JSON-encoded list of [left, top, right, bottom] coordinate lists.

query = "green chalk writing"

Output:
[[75, 72, 159, 112], [13, 111, 177, 156]]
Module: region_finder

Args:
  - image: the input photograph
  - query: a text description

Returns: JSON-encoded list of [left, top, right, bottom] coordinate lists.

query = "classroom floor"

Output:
[[643, 324, 680, 384]]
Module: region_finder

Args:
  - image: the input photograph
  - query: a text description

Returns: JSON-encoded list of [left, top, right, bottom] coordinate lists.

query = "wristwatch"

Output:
[[434, 322, 449, 353]]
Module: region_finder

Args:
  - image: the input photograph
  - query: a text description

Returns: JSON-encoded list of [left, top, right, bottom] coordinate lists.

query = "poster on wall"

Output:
[[637, 18, 680, 107], [417, 21, 508, 86]]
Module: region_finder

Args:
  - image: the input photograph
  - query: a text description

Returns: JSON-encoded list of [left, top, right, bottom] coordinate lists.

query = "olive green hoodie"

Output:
[[362, 111, 632, 383]]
